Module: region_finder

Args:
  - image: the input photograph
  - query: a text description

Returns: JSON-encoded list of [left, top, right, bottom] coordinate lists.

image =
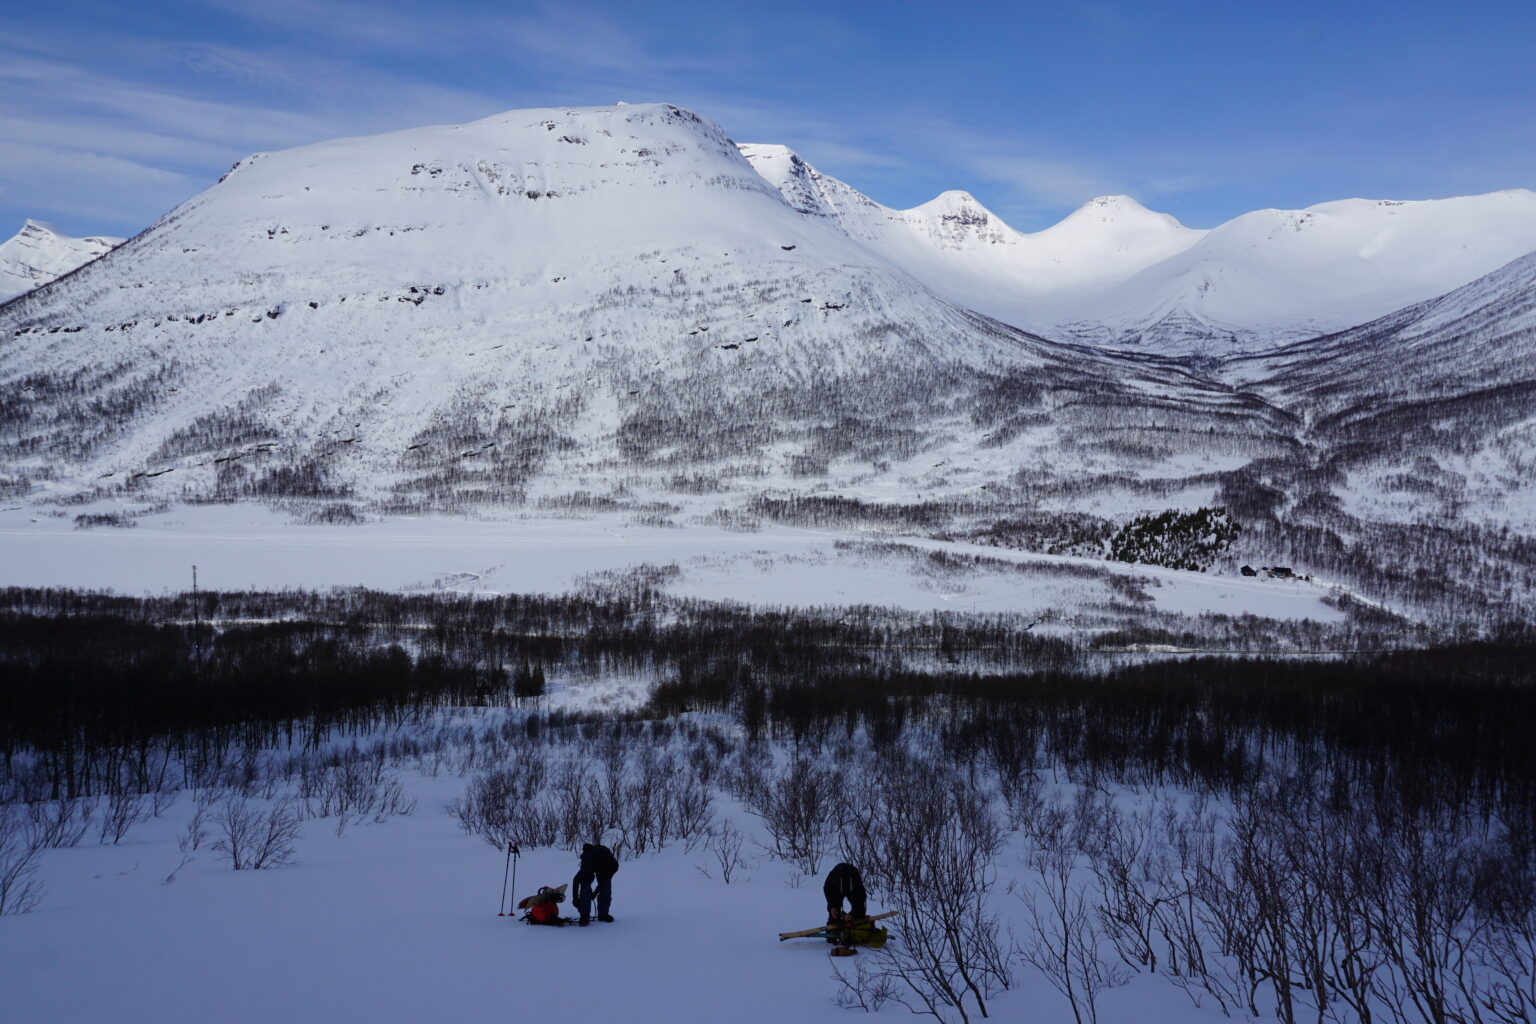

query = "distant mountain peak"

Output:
[[1053, 194, 1188, 232], [1081, 194, 1149, 212], [916, 189, 985, 211], [1, 220, 122, 304]]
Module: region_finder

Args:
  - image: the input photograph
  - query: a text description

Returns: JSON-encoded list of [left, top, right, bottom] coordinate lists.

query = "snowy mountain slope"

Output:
[[740, 143, 1205, 314], [1050, 190, 1536, 354], [0, 102, 1268, 516], [741, 144, 1536, 355], [1228, 248, 1536, 419], [1, 101, 1532, 624], [1218, 250, 1536, 538], [0, 219, 121, 303]]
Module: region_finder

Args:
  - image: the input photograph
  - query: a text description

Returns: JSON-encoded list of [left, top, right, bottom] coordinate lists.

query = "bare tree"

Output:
[[840, 755, 1011, 1023], [1018, 798, 1128, 1024]]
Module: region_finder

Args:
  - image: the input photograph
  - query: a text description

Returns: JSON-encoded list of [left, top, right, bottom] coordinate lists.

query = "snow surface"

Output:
[[0, 504, 1348, 626], [0, 760, 1228, 1024], [0, 219, 121, 303]]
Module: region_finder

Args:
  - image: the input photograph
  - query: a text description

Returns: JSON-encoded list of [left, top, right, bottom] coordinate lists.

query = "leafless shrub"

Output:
[[25, 798, 95, 849], [0, 807, 45, 915], [671, 774, 715, 852], [1464, 820, 1536, 1024], [832, 953, 898, 1013], [448, 749, 552, 849], [162, 850, 194, 885], [300, 757, 416, 834], [839, 755, 1011, 1024], [1078, 796, 1189, 976], [748, 756, 839, 874], [99, 791, 150, 844], [149, 784, 179, 818], [209, 797, 303, 870], [706, 820, 751, 884], [179, 789, 218, 852], [1017, 797, 1128, 1024], [998, 769, 1044, 833]]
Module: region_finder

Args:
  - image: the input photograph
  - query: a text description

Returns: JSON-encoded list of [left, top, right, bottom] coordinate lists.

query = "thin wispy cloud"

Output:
[[1, 0, 1531, 237]]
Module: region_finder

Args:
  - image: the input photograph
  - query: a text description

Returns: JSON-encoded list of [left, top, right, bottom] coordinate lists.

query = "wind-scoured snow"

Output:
[[0, 219, 121, 303]]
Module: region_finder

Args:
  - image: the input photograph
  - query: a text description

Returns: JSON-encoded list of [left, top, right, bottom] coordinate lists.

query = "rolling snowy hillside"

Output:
[[741, 144, 1536, 355], [1046, 190, 1536, 354], [0, 220, 121, 303]]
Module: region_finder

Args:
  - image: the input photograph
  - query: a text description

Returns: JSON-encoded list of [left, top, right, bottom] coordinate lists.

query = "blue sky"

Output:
[[4, 0, 1534, 238]]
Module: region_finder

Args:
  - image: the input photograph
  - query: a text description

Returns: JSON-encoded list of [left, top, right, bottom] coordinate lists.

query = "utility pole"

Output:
[[192, 564, 200, 661]]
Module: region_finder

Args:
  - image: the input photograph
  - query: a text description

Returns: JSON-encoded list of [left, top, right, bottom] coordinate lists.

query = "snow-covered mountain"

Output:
[[740, 144, 1203, 315], [1224, 248, 1536, 537], [0, 220, 121, 303], [1047, 190, 1536, 354], [2, 101, 1534, 621], [1, 103, 1240, 513], [741, 144, 1536, 356]]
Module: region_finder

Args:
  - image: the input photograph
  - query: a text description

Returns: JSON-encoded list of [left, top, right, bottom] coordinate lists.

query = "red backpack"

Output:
[[526, 901, 562, 925]]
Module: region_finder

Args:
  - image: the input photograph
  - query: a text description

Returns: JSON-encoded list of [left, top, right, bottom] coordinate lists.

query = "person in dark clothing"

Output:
[[572, 842, 619, 926], [823, 862, 867, 924]]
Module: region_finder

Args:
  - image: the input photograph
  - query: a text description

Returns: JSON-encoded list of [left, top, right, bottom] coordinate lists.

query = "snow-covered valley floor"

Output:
[[0, 503, 1351, 630]]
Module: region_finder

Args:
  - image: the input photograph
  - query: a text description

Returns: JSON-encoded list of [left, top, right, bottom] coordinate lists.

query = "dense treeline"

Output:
[[648, 641, 1536, 819], [1, 587, 1532, 822], [0, 614, 499, 800]]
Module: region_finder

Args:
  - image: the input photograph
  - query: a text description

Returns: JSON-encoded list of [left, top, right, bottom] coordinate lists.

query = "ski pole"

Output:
[[509, 843, 520, 916], [498, 841, 515, 916]]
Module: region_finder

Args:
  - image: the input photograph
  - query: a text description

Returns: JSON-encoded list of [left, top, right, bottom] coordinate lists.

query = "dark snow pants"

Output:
[[823, 862, 867, 919], [572, 873, 612, 919]]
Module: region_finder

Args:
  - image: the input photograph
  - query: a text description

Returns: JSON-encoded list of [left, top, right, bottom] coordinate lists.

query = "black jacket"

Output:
[[574, 843, 619, 885]]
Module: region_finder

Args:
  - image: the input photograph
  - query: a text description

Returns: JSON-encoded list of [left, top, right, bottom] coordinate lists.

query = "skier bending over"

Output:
[[573, 842, 619, 927], [823, 862, 867, 925]]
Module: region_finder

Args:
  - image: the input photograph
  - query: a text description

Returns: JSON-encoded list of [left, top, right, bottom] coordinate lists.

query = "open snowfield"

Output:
[[0, 734, 1220, 1024], [0, 503, 1349, 627]]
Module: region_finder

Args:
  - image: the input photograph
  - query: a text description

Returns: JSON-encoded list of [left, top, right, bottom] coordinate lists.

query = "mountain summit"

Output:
[[0, 220, 122, 303]]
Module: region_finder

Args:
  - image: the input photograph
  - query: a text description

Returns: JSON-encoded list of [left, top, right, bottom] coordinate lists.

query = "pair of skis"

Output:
[[778, 910, 897, 942]]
